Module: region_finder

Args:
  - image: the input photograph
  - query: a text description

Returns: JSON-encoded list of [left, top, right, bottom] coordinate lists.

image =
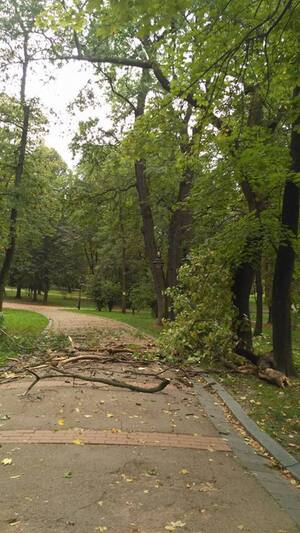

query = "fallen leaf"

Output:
[[72, 439, 84, 446], [165, 520, 186, 531], [0, 414, 10, 421], [106, 413, 114, 418], [95, 527, 107, 532], [64, 471, 72, 479], [58, 418, 65, 426], [179, 469, 189, 475], [1, 457, 12, 465]]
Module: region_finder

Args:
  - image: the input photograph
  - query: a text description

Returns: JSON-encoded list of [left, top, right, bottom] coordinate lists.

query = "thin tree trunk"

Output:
[[0, 104, 30, 311], [16, 283, 22, 299], [254, 269, 263, 336], [0, 35, 29, 312], [232, 262, 254, 349], [268, 305, 272, 324], [272, 87, 300, 375], [119, 200, 127, 314], [77, 284, 82, 310]]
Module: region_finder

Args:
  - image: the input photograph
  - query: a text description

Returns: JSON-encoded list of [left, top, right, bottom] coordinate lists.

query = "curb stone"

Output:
[[194, 380, 300, 527], [200, 374, 300, 482]]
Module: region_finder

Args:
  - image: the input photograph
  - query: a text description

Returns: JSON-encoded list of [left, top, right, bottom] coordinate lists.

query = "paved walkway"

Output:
[[0, 302, 299, 532], [4, 301, 137, 336]]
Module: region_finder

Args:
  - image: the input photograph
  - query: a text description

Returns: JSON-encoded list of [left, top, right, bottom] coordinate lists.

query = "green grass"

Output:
[[212, 299, 300, 460], [0, 309, 48, 365], [67, 308, 161, 338], [219, 370, 300, 461], [4, 287, 94, 309]]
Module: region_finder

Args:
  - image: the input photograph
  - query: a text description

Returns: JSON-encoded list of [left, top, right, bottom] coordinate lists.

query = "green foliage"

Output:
[[88, 275, 121, 311], [159, 249, 235, 363]]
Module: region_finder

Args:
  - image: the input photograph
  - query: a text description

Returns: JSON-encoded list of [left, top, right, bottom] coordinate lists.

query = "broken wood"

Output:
[[24, 367, 170, 395], [258, 368, 290, 388]]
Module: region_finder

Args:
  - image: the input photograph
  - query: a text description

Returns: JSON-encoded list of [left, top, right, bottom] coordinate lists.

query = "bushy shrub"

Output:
[[159, 249, 235, 363], [87, 276, 121, 311]]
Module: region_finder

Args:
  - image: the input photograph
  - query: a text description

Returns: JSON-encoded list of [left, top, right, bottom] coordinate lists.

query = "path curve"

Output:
[[4, 301, 135, 337]]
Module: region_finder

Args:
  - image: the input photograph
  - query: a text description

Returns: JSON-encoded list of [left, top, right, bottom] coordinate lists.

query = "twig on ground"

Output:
[[24, 366, 170, 395]]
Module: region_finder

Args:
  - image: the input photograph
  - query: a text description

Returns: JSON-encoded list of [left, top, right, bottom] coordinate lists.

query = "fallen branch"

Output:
[[24, 367, 170, 395], [258, 368, 290, 387]]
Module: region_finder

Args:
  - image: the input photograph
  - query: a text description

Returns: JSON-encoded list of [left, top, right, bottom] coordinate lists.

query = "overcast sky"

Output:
[[4, 59, 111, 169]]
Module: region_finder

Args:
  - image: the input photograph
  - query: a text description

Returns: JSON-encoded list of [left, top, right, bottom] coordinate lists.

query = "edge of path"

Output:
[[194, 380, 300, 527]]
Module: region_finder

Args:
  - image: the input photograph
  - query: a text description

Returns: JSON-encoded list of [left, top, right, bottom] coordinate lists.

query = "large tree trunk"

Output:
[[272, 87, 300, 376], [134, 70, 167, 324], [167, 170, 193, 289], [135, 160, 167, 323], [254, 268, 263, 336], [232, 88, 264, 348]]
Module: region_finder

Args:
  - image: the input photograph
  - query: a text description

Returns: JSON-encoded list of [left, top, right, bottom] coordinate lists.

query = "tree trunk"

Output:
[[135, 160, 167, 323], [42, 236, 50, 306], [268, 305, 272, 324], [77, 284, 82, 310], [33, 288, 37, 302], [119, 199, 127, 314], [134, 70, 167, 324], [232, 88, 264, 348], [15, 283, 22, 299], [167, 169, 193, 288], [272, 88, 300, 376], [0, 105, 30, 311], [0, 39, 29, 312], [43, 290, 48, 305], [232, 262, 254, 350], [254, 269, 263, 336]]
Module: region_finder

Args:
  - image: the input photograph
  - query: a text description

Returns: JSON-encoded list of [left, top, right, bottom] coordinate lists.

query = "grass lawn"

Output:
[[214, 316, 300, 461], [0, 309, 48, 365], [4, 287, 94, 309]]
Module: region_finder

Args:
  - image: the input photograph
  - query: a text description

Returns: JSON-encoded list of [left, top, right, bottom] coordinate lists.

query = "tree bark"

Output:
[[119, 200, 127, 314], [231, 88, 264, 349], [135, 160, 167, 323], [15, 283, 22, 299], [272, 87, 300, 375], [254, 268, 263, 336], [0, 32, 30, 312], [0, 104, 30, 311], [232, 262, 254, 349], [134, 70, 167, 324]]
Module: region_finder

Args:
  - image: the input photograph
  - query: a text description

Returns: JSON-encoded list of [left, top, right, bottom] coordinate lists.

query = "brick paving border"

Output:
[[0, 429, 230, 451]]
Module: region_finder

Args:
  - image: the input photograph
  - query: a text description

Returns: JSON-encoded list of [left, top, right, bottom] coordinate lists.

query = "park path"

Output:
[[3, 301, 138, 337], [0, 301, 299, 532]]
